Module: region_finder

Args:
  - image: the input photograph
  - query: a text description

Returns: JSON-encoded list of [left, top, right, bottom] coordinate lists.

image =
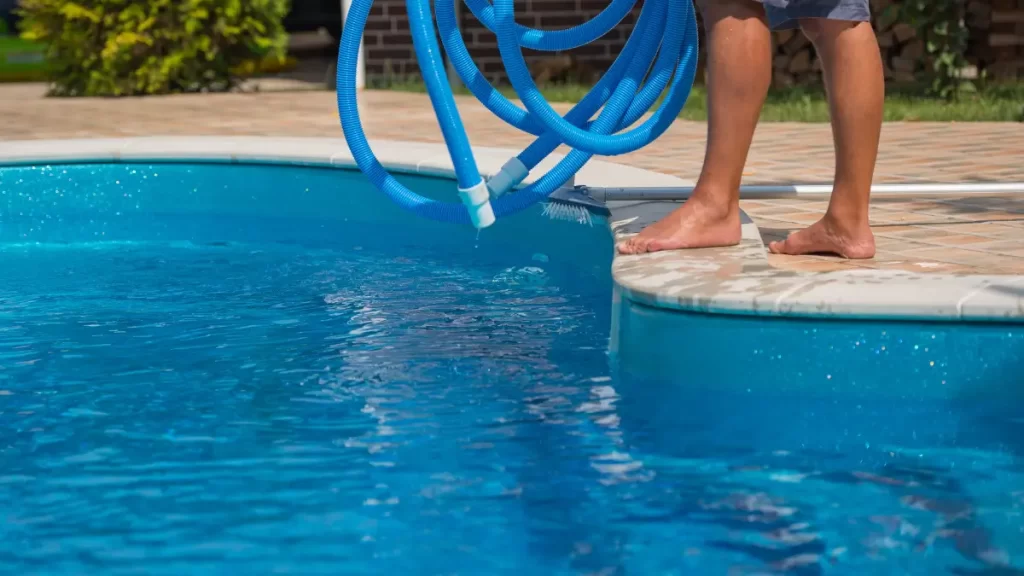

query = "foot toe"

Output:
[[617, 237, 643, 255], [646, 238, 676, 253], [776, 232, 816, 256], [632, 238, 652, 254], [620, 234, 657, 255]]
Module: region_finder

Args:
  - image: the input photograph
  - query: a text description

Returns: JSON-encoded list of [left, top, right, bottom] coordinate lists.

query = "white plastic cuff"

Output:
[[485, 157, 529, 198], [458, 181, 496, 229]]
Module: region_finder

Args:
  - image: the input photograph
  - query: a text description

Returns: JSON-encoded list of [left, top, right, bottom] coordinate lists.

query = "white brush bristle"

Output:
[[541, 201, 593, 226]]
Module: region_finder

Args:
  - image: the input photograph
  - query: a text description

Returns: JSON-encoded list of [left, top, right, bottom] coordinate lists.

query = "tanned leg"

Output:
[[768, 19, 882, 258], [617, 0, 772, 255]]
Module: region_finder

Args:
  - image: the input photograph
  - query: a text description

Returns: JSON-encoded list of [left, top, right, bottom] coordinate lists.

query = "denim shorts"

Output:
[[758, 0, 871, 30]]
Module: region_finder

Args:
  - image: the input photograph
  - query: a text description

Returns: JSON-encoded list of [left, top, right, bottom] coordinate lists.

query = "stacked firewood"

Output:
[[970, 0, 1024, 80], [872, 0, 928, 84], [766, 0, 1024, 86], [770, 0, 927, 87], [770, 28, 824, 88]]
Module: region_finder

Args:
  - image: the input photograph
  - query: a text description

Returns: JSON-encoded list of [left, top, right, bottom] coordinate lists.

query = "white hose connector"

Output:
[[485, 157, 529, 198], [458, 180, 496, 229]]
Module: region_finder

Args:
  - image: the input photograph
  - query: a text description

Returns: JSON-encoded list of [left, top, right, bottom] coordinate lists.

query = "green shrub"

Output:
[[884, 0, 974, 100], [17, 0, 290, 96]]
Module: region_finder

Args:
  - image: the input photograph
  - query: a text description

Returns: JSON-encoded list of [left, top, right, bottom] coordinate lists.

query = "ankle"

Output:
[[822, 209, 872, 237], [688, 186, 740, 221]]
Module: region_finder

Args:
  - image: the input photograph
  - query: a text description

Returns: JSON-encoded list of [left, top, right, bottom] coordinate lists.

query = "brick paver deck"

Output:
[[5, 83, 1024, 274]]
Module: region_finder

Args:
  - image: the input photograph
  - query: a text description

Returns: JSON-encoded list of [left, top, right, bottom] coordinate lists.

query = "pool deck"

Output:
[[4, 83, 1024, 320]]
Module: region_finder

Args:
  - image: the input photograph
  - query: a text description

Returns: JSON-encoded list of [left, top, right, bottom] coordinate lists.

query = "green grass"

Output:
[[373, 77, 1024, 123], [0, 34, 48, 82]]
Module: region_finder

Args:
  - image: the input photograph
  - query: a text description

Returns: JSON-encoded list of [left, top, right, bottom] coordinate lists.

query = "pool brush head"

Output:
[[541, 200, 594, 226]]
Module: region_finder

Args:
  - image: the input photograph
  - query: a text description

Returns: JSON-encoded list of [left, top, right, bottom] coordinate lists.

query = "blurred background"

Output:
[[0, 0, 1022, 121]]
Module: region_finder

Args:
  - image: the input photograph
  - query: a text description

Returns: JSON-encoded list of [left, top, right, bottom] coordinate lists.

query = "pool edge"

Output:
[[2, 135, 1023, 323]]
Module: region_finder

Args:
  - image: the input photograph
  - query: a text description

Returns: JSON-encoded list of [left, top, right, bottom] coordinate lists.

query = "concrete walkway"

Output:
[[6, 83, 1024, 274]]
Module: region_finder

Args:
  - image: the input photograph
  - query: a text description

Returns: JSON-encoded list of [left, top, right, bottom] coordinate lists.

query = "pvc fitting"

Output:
[[485, 157, 529, 198], [458, 180, 496, 229]]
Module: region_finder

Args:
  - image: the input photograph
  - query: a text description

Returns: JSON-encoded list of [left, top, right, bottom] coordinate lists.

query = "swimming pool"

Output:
[[1, 145, 1022, 574]]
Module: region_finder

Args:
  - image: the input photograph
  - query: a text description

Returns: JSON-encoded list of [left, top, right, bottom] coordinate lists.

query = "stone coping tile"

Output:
[[0, 136, 693, 190], [959, 278, 1024, 320], [2, 136, 1023, 323]]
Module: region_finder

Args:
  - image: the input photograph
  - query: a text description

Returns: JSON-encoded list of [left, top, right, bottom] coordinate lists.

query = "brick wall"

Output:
[[362, 0, 415, 79], [360, 0, 1024, 86], [458, 0, 641, 83], [361, 0, 641, 84]]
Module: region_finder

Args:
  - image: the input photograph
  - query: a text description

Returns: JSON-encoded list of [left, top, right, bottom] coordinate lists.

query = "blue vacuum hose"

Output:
[[336, 0, 699, 228]]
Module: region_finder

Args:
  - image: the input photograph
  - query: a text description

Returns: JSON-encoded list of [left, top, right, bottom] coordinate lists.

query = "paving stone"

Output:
[[5, 84, 1024, 275]]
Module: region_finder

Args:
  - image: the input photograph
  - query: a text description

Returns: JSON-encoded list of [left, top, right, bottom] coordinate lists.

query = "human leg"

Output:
[[617, 0, 773, 255], [767, 14, 883, 258]]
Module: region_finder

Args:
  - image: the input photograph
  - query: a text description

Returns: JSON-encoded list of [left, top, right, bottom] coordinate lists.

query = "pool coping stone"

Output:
[[3, 136, 1023, 323]]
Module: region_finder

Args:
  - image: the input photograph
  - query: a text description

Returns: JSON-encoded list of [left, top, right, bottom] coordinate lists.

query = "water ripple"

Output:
[[1, 239, 1022, 575]]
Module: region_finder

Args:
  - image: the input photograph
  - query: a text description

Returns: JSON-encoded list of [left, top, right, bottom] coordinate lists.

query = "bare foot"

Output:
[[768, 215, 875, 259], [617, 196, 742, 255]]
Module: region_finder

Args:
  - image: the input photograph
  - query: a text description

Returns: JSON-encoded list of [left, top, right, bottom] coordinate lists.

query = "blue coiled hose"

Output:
[[336, 0, 699, 227]]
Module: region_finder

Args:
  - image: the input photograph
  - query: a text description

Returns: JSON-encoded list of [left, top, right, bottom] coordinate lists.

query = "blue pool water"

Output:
[[1, 163, 1022, 575]]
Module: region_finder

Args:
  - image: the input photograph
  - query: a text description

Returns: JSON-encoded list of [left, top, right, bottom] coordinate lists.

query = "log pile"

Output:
[[770, 0, 928, 87], [770, 28, 822, 88], [971, 0, 1024, 80], [872, 0, 928, 84], [766, 0, 1024, 86]]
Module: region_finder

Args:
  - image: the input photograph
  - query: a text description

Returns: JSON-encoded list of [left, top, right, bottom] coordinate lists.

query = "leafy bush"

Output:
[[885, 0, 974, 100], [17, 0, 290, 96]]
